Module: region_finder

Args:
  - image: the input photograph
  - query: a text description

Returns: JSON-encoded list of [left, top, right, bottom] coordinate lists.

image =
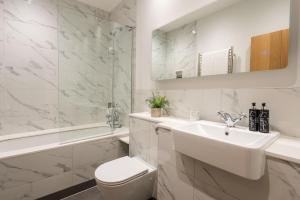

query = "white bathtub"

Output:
[[0, 123, 129, 160]]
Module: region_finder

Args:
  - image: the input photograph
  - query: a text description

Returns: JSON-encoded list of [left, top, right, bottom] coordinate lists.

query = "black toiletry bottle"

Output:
[[259, 103, 269, 133], [249, 103, 259, 131]]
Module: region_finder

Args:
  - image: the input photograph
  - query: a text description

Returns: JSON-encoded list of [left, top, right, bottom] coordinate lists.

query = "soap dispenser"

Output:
[[259, 103, 269, 133], [249, 103, 259, 131]]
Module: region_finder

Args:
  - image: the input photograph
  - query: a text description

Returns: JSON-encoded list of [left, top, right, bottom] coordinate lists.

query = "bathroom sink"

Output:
[[173, 121, 280, 180]]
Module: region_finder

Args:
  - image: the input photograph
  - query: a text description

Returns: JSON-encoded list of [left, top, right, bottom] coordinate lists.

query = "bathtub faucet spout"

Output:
[[106, 102, 122, 129]]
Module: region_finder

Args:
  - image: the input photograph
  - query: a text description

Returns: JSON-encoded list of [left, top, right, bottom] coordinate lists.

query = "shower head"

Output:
[[110, 26, 124, 36]]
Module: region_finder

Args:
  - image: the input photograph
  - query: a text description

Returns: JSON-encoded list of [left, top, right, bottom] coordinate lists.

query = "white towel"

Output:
[[200, 48, 230, 76]]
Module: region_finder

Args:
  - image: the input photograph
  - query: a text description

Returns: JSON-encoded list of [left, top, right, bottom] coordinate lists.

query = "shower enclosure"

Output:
[[58, 2, 134, 131], [0, 0, 133, 138]]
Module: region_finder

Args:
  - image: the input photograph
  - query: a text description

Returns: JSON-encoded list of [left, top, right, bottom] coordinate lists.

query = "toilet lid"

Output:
[[95, 156, 149, 186]]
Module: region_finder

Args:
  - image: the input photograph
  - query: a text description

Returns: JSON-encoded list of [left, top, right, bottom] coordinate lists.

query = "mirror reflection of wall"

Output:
[[152, 0, 290, 80]]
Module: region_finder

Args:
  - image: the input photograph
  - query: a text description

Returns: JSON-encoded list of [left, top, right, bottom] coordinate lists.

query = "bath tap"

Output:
[[106, 103, 122, 129], [217, 111, 247, 127]]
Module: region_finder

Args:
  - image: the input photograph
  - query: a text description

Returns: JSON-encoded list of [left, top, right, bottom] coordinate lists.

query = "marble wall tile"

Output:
[[0, 88, 58, 135], [134, 87, 300, 138], [129, 117, 151, 162], [134, 89, 152, 113], [163, 89, 222, 121], [193, 159, 269, 200], [163, 90, 190, 118], [129, 117, 159, 167], [31, 171, 73, 199], [5, 20, 57, 50], [1, 44, 58, 91], [199, 89, 223, 121], [0, 0, 59, 135], [0, 183, 32, 200], [57, 103, 106, 128], [193, 157, 300, 200], [4, 0, 58, 29], [0, 145, 72, 200], [194, 189, 215, 200], [158, 128, 194, 176], [267, 157, 300, 200], [157, 159, 194, 200], [149, 122, 158, 167], [59, 0, 98, 18], [0, 1, 4, 42], [110, 0, 136, 27], [0, 146, 72, 191]]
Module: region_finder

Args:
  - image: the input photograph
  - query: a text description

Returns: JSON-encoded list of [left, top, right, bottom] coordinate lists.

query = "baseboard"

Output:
[[37, 179, 96, 200]]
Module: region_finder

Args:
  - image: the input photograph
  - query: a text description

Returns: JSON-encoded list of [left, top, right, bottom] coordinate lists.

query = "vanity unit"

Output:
[[172, 120, 279, 180], [129, 113, 300, 200]]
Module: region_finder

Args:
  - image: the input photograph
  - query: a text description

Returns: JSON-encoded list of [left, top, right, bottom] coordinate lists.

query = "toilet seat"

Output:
[[95, 156, 150, 186]]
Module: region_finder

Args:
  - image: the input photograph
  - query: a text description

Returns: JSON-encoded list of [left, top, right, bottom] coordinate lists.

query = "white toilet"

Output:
[[95, 156, 156, 200]]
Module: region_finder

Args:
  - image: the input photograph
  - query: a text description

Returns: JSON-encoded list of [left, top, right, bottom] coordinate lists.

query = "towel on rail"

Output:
[[200, 48, 231, 76]]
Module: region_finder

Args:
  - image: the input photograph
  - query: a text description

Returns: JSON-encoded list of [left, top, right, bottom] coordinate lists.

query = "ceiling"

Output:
[[77, 0, 123, 12]]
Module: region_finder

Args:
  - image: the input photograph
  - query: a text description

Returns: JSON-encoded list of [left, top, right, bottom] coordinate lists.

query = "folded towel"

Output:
[[200, 48, 231, 76]]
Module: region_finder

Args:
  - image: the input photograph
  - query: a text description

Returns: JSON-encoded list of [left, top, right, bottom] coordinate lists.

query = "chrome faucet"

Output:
[[217, 111, 247, 127], [106, 103, 122, 129]]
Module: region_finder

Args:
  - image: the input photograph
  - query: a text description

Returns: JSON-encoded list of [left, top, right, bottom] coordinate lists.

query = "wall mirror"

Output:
[[152, 0, 291, 80]]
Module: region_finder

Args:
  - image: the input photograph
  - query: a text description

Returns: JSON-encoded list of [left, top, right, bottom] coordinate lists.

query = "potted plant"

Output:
[[146, 92, 169, 117]]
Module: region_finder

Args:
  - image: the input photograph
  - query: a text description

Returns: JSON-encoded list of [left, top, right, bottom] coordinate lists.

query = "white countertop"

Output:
[[266, 136, 300, 164], [130, 112, 300, 165], [129, 112, 189, 124]]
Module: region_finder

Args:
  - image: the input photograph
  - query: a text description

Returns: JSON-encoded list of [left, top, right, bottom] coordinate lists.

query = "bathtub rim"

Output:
[[0, 126, 129, 160], [0, 123, 111, 142]]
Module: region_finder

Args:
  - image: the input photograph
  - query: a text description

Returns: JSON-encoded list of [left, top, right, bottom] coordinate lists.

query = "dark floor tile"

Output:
[[62, 187, 103, 200]]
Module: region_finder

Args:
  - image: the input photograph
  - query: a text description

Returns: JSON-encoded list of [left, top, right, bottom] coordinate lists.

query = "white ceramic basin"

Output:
[[173, 121, 280, 180]]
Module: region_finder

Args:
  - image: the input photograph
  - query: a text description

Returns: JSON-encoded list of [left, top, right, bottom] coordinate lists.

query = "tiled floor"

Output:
[[62, 187, 103, 200]]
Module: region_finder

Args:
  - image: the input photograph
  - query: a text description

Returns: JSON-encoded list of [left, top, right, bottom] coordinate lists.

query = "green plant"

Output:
[[146, 92, 169, 109]]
